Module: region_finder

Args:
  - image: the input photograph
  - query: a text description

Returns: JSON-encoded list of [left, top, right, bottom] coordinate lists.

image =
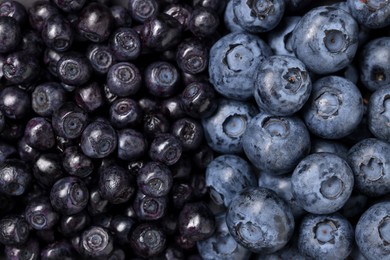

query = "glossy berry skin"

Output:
[[0, 1, 27, 25], [98, 163, 135, 204], [149, 133, 182, 165], [232, 0, 285, 33], [28, 1, 59, 32], [130, 223, 166, 258], [43, 48, 64, 77], [117, 128, 147, 161], [109, 27, 141, 61], [137, 161, 173, 197], [141, 13, 183, 52], [57, 53, 92, 86], [291, 153, 354, 214], [0, 141, 16, 163], [107, 62, 141, 97], [86, 44, 116, 75], [179, 202, 215, 241], [40, 240, 77, 260], [145, 61, 180, 98], [62, 146, 94, 178], [52, 0, 86, 12], [181, 81, 217, 118], [80, 119, 118, 159], [267, 16, 301, 56], [5, 237, 40, 260], [41, 14, 74, 52], [133, 191, 168, 220], [0, 159, 31, 196], [254, 55, 311, 116], [77, 3, 113, 43], [172, 117, 203, 151], [3, 51, 39, 84], [242, 113, 311, 175], [110, 5, 132, 27], [302, 76, 363, 139], [78, 226, 114, 258], [143, 112, 170, 138], [19, 30, 44, 57], [128, 0, 159, 23], [17, 137, 40, 163], [25, 198, 59, 231], [24, 117, 55, 151], [188, 7, 219, 37], [109, 98, 142, 129], [348, 0, 390, 29], [32, 82, 67, 117], [109, 215, 135, 245], [0, 16, 20, 53], [368, 87, 390, 142], [209, 32, 272, 100], [52, 102, 88, 140], [206, 154, 257, 207], [87, 187, 109, 216], [347, 138, 390, 197], [176, 38, 208, 75], [0, 215, 30, 246], [164, 3, 193, 30], [298, 213, 354, 260], [74, 81, 104, 113], [197, 213, 251, 260], [0, 86, 30, 120], [359, 37, 390, 92], [161, 96, 186, 120], [60, 211, 90, 237], [291, 6, 359, 74], [50, 176, 89, 215], [226, 187, 294, 254], [355, 201, 390, 260], [33, 153, 64, 189]]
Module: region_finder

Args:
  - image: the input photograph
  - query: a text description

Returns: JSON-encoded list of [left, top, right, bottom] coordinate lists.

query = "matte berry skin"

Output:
[[267, 16, 301, 56], [348, 0, 390, 29], [291, 153, 354, 214], [367, 87, 390, 142], [291, 6, 359, 74], [0, 215, 30, 246], [0, 159, 31, 196], [0, 16, 21, 53], [32, 82, 67, 117], [24, 117, 56, 151], [117, 128, 148, 161], [0, 86, 31, 120], [355, 201, 390, 260], [209, 32, 272, 100], [33, 153, 64, 189], [226, 187, 294, 254]]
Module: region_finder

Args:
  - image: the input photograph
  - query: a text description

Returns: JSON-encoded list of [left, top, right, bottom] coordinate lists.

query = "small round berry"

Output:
[[0, 159, 31, 196], [149, 133, 182, 165]]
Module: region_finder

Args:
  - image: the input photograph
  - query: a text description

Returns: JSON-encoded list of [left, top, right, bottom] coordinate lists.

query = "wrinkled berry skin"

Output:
[[226, 187, 294, 254], [348, 0, 390, 29], [368, 87, 390, 142], [267, 16, 301, 56], [0, 86, 30, 120], [355, 201, 390, 260], [32, 82, 67, 117], [206, 154, 257, 207], [74, 81, 104, 113], [302, 76, 363, 139], [242, 112, 311, 175], [80, 119, 117, 159], [359, 37, 390, 92], [77, 3, 113, 43], [254, 55, 311, 116], [232, 0, 285, 33], [202, 98, 258, 154], [3, 51, 40, 84], [291, 153, 354, 214], [0, 159, 31, 196], [171, 117, 203, 151], [0, 16, 20, 53], [24, 117, 56, 151], [0, 215, 30, 246], [5, 237, 40, 260], [50, 176, 89, 215], [291, 6, 359, 74], [209, 32, 272, 100], [197, 213, 251, 260], [25, 198, 59, 230], [62, 146, 94, 178], [298, 213, 354, 260], [347, 138, 390, 197]]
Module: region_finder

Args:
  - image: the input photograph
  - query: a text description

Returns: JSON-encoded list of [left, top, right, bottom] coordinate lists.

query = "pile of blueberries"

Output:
[[0, 0, 389, 259]]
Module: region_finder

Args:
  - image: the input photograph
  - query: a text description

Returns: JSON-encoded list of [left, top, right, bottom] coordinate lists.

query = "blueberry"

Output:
[[367, 87, 390, 142], [33, 153, 64, 189], [172, 117, 204, 151], [0, 159, 31, 197], [348, 0, 390, 29], [347, 138, 390, 197], [232, 0, 285, 33], [109, 27, 141, 61], [0, 16, 21, 53], [197, 213, 252, 260], [80, 119, 117, 159], [0, 0, 27, 25], [144, 61, 180, 98], [52, 0, 86, 13], [28, 1, 59, 33], [74, 81, 105, 113], [149, 133, 182, 165], [209, 32, 272, 100], [59, 211, 90, 237], [226, 187, 294, 253], [32, 82, 67, 117], [0, 215, 30, 246], [128, 0, 159, 23], [110, 98, 143, 129], [267, 16, 301, 56], [311, 138, 349, 161], [133, 191, 168, 220], [24, 117, 55, 151], [298, 213, 354, 260], [56, 52, 92, 87], [339, 191, 368, 219], [50, 176, 89, 215], [291, 152, 354, 214], [41, 14, 74, 52], [161, 96, 186, 120], [117, 128, 148, 161], [223, 0, 244, 32], [52, 102, 88, 140], [40, 240, 77, 260], [143, 112, 171, 138], [291, 6, 359, 74], [137, 161, 173, 198], [107, 62, 141, 97], [130, 223, 166, 258], [242, 112, 311, 175], [86, 43, 116, 75], [19, 30, 44, 57], [302, 76, 363, 139], [87, 187, 109, 216], [188, 7, 220, 37], [43, 48, 64, 77], [17, 137, 40, 163], [110, 5, 132, 27], [0, 140, 16, 163], [25, 198, 59, 231], [4, 237, 40, 260], [164, 3, 193, 30], [3, 51, 40, 85], [181, 81, 217, 118], [0, 86, 30, 120], [206, 154, 257, 207], [62, 146, 94, 178], [359, 37, 390, 92], [254, 55, 312, 116], [78, 226, 114, 258], [255, 242, 309, 260], [355, 201, 390, 260]]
